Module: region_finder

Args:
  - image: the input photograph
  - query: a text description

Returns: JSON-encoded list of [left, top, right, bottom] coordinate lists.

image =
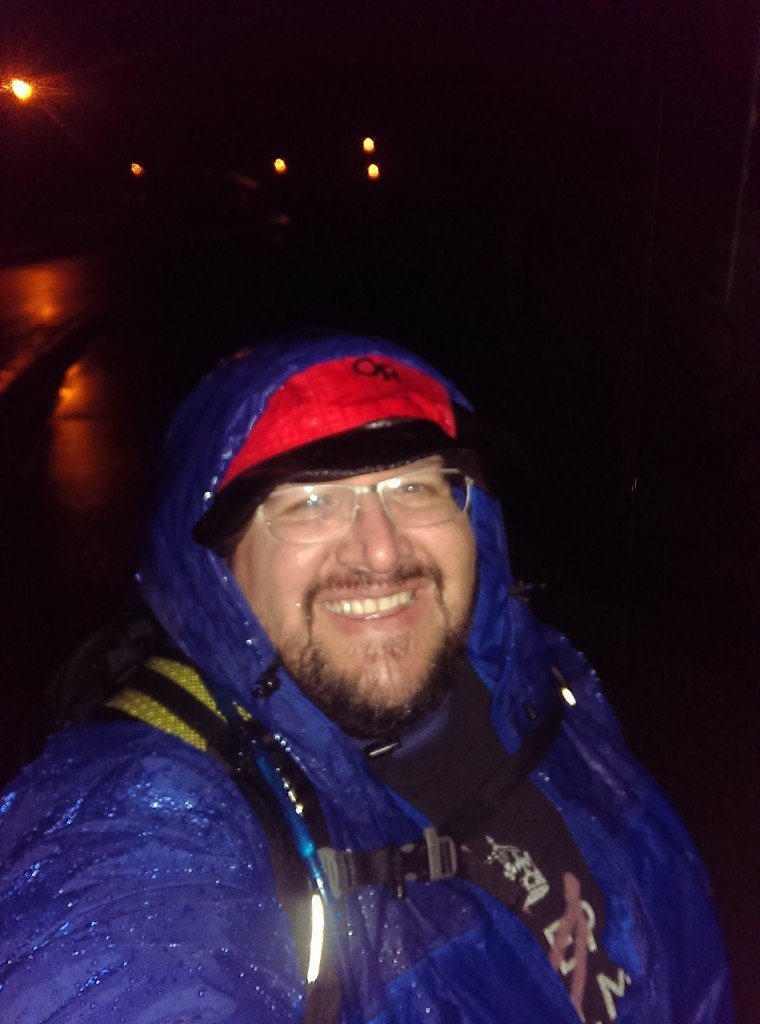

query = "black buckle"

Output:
[[318, 827, 458, 899]]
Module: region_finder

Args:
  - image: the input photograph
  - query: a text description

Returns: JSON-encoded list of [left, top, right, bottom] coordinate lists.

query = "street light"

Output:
[[362, 137, 375, 154], [367, 163, 380, 180], [130, 162, 145, 177], [5, 78, 34, 101], [273, 157, 287, 175]]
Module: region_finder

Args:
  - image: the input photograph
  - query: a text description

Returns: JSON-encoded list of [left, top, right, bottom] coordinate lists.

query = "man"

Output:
[[0, 333, 732, 1023]]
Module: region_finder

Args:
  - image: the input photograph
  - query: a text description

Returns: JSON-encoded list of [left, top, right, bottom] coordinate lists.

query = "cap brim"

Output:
[[193, 411, 529, 551]]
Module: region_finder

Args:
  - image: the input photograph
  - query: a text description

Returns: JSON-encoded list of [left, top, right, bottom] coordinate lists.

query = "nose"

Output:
[[334, 492, 411, 573]]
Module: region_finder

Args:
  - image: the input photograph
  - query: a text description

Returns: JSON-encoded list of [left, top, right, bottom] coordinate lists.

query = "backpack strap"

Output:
[[100, 656, 340, 1024], [317, 675, 567, 900], [104, 655, 227, 751], [100, 655, 569, 1014], [440, 683, 565, 844]]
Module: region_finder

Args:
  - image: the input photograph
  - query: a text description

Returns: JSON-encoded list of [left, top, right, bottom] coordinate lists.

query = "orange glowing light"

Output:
[[130, 162, 145, 177], [0, 255, 110, 395], [10, 78, 33, 101], [367, 163, 380, 180], [55, 360, 85, 409], [51, 358, 121, 516], [362, 137, 376, 153], [273, 157, 287, 175]]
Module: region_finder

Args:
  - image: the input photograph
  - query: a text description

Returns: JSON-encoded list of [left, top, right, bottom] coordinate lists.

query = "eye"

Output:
[[402, 480, 434, 495], [287, 492, 333, 516], [390, 473, 449, 503], [269, 487, 345, 522]]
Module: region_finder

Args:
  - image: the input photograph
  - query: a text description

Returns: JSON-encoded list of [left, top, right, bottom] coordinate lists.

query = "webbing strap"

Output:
[[146, 656, 225, 713], [99, 659, 340, 1023], [317, 685, 565, 901], [105, 687, 209, 751], [104, 656, 228, 752], [319, 826, 458, 900], [101, 657, 566, 1016], [441, 692, 565, 844]]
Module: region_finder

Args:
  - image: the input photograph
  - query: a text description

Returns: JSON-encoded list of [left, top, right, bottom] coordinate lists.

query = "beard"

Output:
[[289, 627, 468, 739], [282, 565, 473, 740]]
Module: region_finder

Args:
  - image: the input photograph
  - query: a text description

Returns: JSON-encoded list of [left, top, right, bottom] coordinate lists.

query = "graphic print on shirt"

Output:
[[484, 835, 549, 909], [543, 870, 630, 1021], [475, 836, 631, 1023]]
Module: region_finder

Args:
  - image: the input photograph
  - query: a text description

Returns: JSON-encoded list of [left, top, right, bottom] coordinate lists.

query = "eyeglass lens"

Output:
[[263, 468, 470, 543]]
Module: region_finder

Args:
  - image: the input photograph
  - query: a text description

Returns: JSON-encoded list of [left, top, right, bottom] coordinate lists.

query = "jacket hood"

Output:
[[138, 332, 516, 778]]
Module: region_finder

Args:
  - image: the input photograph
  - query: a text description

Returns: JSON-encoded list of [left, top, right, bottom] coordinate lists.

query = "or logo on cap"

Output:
[[219, 353, 456, 488], [352, 357, 400, 381]]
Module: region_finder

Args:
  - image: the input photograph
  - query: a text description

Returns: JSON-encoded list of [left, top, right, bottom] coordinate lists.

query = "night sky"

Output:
[[1, 2, 758, 1018], [2, 3, 756, 220]]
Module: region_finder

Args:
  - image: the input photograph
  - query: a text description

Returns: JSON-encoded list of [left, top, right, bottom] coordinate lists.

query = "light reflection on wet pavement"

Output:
[[0, 255, 114, 394], [44, 350, 147, 591]]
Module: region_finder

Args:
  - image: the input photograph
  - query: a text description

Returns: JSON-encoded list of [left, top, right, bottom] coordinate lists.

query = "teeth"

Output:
[[326, 590, 415, 617]]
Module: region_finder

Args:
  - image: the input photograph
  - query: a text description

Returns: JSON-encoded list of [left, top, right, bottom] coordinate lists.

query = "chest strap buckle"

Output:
[[318, 826, 458, 900]]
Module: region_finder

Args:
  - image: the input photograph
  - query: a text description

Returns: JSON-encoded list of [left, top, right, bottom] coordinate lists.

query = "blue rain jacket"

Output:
[[1, 334, 733, 1023]]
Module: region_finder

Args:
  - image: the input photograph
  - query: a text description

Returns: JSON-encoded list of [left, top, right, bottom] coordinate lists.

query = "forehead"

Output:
[[273, 455, 447, 493]]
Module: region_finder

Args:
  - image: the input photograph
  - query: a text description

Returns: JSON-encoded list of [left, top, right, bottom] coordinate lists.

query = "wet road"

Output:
[[0, 237, 305, 775], [0, 255, 115, 394], [0, 240, 755, 1019]]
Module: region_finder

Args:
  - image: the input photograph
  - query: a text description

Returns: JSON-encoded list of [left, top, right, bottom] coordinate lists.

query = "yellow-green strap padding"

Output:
[[105, 656, 227, 752]]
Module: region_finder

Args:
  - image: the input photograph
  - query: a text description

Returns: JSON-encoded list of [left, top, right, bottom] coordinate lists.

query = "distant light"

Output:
[[273, 157, 287, 175], [560, 686, 577, 707], [362, 137, 376, 153], [130, 162, 144, 178], [367, 163, 380, 180], [10, 78, 33, 102]]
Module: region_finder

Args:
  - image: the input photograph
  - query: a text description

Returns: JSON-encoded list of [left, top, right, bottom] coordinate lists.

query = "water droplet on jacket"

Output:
[[0, 791, 17, 814]]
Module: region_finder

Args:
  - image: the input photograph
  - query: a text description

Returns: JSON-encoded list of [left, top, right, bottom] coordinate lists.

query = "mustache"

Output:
[[303, 564, 443, 618]]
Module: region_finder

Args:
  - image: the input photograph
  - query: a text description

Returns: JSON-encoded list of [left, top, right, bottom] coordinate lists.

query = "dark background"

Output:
[[1, 2, 758, 1019]]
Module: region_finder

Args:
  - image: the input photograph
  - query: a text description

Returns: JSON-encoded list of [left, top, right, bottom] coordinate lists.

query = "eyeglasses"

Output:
[[259, 467, 472, 544]]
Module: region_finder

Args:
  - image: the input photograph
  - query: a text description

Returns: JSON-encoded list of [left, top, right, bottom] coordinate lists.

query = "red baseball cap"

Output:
[[193, 353, 482, 550], [218, 354, 457, 489]]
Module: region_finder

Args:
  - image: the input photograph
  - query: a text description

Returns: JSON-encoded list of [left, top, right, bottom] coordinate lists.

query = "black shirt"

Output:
[[368, 662, 631, 1024]]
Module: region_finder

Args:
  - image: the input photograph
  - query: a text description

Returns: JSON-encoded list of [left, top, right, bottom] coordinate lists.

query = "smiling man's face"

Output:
[[230, 457, 478, 736]]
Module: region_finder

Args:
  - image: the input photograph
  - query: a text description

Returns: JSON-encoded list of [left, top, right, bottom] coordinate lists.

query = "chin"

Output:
[[288, 627, 465, 739], [334, 635, 436, 701]]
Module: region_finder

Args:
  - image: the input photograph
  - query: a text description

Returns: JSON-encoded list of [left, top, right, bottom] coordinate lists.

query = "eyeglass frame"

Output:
[[257, 466, 474, 545]]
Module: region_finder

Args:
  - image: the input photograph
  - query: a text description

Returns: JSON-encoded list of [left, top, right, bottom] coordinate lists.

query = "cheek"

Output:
[[242, 546, 326, 640], [443, 528, 477, 617]]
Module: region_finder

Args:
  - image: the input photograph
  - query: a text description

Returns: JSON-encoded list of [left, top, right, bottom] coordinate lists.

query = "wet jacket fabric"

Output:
[[0, 334, 733, 1023]]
